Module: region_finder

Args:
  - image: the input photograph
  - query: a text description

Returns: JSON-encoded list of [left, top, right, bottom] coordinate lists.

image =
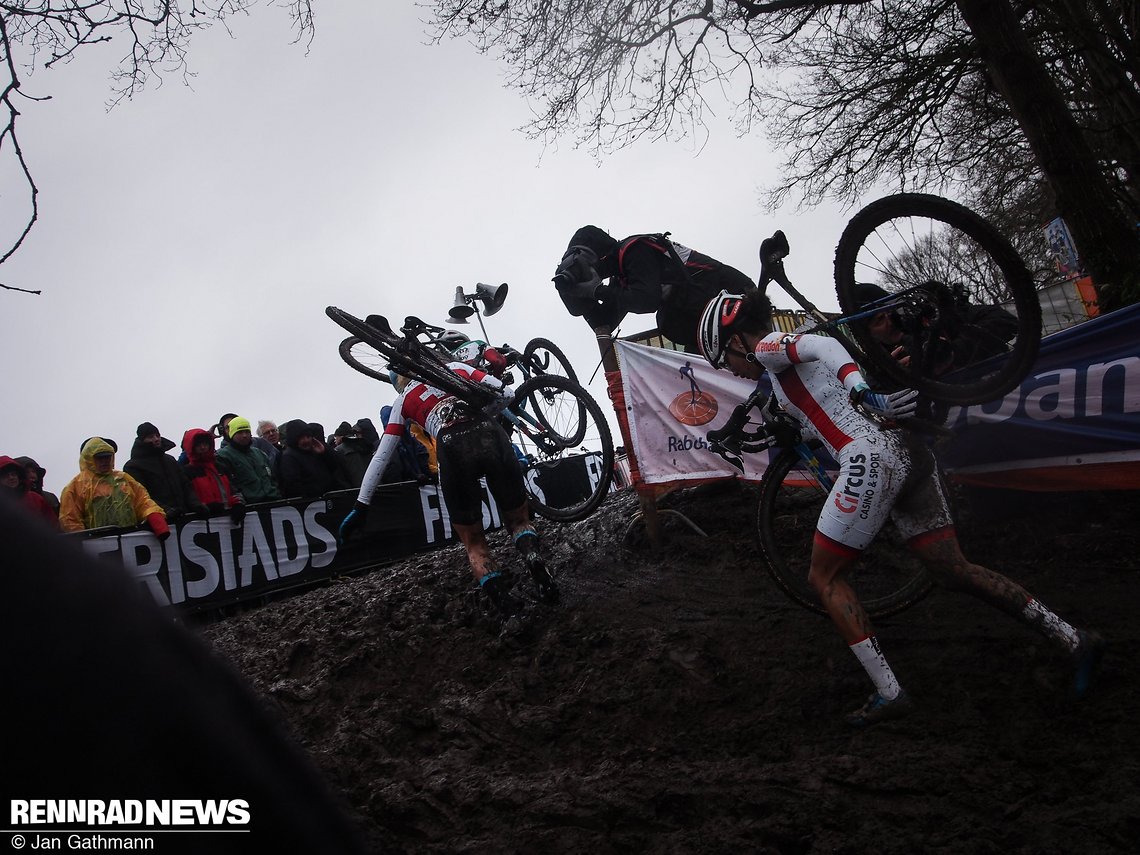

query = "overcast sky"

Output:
[[1, 3, 856, 495]]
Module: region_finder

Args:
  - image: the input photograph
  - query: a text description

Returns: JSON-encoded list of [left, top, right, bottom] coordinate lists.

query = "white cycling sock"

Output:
[[1022, 598, 1080, 652], [850, 636, 901, 700]]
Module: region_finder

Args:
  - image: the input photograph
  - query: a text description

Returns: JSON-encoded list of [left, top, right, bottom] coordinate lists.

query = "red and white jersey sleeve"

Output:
[[753, 332, 873, 458]]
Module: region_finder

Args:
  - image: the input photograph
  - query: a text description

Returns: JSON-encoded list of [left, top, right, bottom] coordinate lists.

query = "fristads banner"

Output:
[[615, 341, 779, 484], [938, 301, 1140, 489], [69, 482, 507, 614], [68, 451, 608, 614]]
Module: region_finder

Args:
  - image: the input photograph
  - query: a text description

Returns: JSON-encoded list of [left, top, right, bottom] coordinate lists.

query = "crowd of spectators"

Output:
[[3, 410, 438, 535]]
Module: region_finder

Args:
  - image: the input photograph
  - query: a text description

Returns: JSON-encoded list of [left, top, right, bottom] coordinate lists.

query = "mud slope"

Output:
[[200, 485, 1140, 854]]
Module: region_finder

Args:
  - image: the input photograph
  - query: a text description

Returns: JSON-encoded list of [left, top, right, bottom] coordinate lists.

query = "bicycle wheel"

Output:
[[834, 193, 1041, 406], [756, 449, 933, 619], [521, 338, 586, 439], [326, 306, 496, 408], [522, 337, 579, 383], [508, 374, 614, 522], [338, 336, 392, 383]]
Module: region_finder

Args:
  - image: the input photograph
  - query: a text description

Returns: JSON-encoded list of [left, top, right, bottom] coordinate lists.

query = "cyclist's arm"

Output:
[[447, 360, 506, 392], [755, 332, 868, 397], [448, 361, 515, 416], [357, 392, 409, 505]]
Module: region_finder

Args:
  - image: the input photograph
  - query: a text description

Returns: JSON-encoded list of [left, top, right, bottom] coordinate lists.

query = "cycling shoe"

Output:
[[1073, 630, 1106, 699], [525, 555, 560, 604], [846, 689, 912, 728]]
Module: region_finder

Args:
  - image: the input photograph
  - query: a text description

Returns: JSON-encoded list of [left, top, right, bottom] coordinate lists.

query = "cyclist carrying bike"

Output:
[[338, 351, 559, 617], [697, 289, 1104, 726]]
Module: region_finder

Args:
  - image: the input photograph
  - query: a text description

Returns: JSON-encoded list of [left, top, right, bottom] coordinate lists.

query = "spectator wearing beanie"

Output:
[[217, 416, 282, 504], [124, 423, 206, 519]]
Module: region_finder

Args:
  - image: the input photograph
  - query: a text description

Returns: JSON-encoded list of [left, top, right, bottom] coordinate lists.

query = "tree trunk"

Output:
[[956, 0, 1140, 310]]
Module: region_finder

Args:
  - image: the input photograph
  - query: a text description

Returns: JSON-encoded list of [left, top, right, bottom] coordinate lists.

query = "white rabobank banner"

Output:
[[616, 340, 777, 484]]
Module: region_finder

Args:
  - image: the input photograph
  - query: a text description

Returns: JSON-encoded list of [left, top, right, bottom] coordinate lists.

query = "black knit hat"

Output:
[[334, 421, 355, 437], [136, 422, 160, 438]]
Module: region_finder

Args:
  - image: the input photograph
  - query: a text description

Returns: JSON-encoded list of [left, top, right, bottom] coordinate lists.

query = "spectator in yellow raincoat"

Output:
[[59, 438, 170, 539]]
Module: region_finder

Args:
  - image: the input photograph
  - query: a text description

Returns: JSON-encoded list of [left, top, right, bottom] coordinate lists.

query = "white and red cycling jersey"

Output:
[[356, 363, 507, 506], [753, 332, 872, 460], [753, 332, 953, 556]]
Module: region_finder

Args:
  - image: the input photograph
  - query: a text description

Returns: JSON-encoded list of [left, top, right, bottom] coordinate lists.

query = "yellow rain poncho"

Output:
[[58, 438, 165, 533]]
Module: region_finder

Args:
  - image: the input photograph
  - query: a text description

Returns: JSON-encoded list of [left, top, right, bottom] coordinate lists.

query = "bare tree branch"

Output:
[[0, 1, 316, 293], [425, 0, 1140, 303]]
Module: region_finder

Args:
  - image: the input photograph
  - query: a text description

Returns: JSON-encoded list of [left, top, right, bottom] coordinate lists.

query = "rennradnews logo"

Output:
[[10, 800, 250, 826]]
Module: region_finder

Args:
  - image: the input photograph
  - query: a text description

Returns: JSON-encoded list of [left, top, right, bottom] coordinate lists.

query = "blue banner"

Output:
[[939, 302, 1140, 489]]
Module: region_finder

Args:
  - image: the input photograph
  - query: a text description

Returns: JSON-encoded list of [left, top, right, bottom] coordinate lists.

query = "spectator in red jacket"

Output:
[[1, 456, 58, 527], [181, 429, 246, 522], [15, 456, 60, 516]]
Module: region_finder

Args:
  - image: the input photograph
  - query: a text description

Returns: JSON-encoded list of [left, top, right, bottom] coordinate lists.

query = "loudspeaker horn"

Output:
[[448, 285, 474, 320], [475, 282, 509, 316]]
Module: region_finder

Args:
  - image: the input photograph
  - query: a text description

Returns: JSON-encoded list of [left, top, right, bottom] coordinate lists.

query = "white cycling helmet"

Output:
[[697, 291, 746, 369], [436, 330, 470, 351]]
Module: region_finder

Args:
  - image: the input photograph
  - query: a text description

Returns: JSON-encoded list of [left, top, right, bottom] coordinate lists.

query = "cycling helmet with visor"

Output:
[[697, 291, 747, 369], [451, 339, 485, 365], [451, 339, 508, 379]]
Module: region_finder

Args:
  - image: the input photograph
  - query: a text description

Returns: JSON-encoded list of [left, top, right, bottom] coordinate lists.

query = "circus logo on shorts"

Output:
[[834, 452, 869, 514], [667, 361, 719, 426]]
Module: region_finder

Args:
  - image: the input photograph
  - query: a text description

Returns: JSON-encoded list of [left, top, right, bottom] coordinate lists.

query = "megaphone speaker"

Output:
[[448, 285, 474, 320], [475, 282, 509, 316]]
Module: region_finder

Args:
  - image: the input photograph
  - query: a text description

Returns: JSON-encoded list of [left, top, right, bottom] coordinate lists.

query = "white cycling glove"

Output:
[[850, 383, 920, 419]]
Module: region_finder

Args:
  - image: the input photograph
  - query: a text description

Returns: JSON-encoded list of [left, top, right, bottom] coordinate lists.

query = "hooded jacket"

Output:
[[1, 456, 58, 526], [58, 439, 165, 533], [125, 433, 206, 517], [181, 429, 242, 511], [277, 419, 343, 499], [14, 456, 61, 514]]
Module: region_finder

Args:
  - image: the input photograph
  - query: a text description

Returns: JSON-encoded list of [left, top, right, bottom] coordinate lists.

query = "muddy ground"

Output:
[[200, 483, 1140, 854]]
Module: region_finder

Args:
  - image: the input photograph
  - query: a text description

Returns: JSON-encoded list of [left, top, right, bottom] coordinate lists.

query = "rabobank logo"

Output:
[[668, 361, 719, 426]]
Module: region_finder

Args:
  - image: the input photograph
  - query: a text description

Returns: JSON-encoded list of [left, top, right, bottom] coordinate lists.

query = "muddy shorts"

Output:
[[436, 418, 527, 526], [815, 430, 953, 557]]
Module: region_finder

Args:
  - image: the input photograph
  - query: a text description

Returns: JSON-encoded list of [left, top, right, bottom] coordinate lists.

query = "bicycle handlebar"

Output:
[[705, 388, 803, 473]]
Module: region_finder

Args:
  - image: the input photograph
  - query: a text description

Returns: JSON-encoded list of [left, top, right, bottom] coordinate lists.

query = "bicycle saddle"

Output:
[[365, 314, 394, 335], [402, 315, 444, 336]]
